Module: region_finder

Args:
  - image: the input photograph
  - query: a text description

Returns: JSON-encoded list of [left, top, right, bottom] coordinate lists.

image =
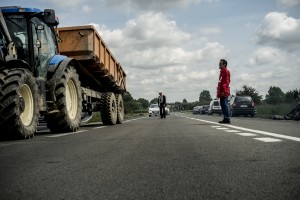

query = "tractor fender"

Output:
[[47, 56, 79, 102], [1, 59, 31, 71]]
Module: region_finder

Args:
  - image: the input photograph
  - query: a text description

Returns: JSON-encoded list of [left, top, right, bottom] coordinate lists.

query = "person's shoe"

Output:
[[219, 119, 230, 124]]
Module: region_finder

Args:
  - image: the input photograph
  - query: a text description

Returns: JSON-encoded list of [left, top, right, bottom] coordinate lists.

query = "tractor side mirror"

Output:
[[44, 9, 58, 26]]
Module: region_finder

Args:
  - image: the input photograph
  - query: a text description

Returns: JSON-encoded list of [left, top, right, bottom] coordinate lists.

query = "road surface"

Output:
[[0, 113, 299, 199]]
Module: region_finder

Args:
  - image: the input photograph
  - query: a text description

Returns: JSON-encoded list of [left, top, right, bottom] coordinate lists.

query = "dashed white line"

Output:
[[224, 130, 240, 133], [178, 115, 300, 142], [93, 126, 107, 129], [236, 133, 257, 137], [254, 137, 282, 142]]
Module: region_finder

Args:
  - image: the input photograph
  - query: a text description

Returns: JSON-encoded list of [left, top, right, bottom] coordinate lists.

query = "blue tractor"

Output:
[[0, 7, 83, 139]]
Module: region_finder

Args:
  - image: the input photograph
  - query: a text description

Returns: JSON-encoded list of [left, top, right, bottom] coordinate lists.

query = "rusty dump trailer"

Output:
[[57, 25, 126, 125], [58, 25, 126, 94]]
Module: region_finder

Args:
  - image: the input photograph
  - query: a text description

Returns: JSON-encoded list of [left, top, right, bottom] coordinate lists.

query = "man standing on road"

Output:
[[158, 92, 166, 118], [217, 59, 231, 124]]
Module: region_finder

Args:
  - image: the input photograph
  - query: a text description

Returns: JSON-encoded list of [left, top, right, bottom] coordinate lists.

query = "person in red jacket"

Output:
[[217, 59, 231, 123]]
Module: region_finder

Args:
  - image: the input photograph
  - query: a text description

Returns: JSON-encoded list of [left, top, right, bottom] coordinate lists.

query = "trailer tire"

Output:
[[45, 66, 82, 133], [115, 94, 124, 124], [0, 68, 38, 139], [100, 92, 117, 125]]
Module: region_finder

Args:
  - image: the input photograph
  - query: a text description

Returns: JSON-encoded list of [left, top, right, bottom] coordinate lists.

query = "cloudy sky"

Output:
[[2, 0, 300, 102]]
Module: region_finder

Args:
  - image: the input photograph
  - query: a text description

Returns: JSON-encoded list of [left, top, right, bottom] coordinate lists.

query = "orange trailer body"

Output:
[[57, 25, 126, 93]]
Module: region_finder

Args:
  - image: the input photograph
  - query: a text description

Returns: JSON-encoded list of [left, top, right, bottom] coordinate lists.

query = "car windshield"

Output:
[[150, 104, 158, 108], [236, 97, 252, 102], [213, 101, 219, 106]]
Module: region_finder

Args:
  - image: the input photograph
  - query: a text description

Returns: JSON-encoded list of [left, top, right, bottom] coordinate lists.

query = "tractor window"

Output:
[[31, 17, 57, 78], [4, 16, 29, 63]]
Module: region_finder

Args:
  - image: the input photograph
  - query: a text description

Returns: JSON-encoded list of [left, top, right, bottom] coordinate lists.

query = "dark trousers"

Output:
[[159, 105, 166, 118], [220, 96, 230, 120]]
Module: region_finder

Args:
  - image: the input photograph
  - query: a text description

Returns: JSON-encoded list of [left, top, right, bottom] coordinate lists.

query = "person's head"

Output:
[[219, 59, 227, 69], [159, 92, 162, 96]]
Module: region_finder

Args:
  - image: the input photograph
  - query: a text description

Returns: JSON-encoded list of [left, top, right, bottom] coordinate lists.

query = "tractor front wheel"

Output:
[[0, 68, 39, 139]]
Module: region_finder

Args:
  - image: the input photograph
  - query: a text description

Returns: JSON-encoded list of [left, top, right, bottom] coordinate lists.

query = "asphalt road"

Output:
[[0, 113, 299, 200]]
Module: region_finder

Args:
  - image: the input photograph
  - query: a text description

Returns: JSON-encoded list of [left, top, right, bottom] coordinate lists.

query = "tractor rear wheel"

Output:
[[100, 92, 117, 125], [115, 94, 124, 124], [0, 68, 39, 139], [45, 65, 82, 133]]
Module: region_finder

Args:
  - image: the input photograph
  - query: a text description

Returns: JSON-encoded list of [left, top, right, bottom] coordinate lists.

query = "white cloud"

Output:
[[248, 47, 283, 65], [105, 0, 217, 11], [277, 0, 300, 6], [82, 5, 92, 12], [200, 27, 222, 35], [41, 0, 83, 7], [89, 11, 229, 102], [255, 12, 300, 51]]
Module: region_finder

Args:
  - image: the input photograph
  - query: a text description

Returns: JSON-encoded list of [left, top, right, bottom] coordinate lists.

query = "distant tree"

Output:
[[265, 86, 285, 104], [285, 89, 300, 103], [235, 85, 263, 104], [137, 98, 149, 109], [183, 99, 187, 103], [150, 98, 158, 104], [199, 90, 212, 105], [123, 92, 140, 113], [123, 91, 134, 102]]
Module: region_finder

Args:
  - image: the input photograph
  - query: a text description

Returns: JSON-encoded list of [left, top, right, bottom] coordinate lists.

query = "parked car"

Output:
[[193, 106, 202, 114], [165, 107, 170, 115], [148, 104, 159, 117], [208, 99, 222, 115], [229, 96, 256, 117], [200, 105, 209, 114]]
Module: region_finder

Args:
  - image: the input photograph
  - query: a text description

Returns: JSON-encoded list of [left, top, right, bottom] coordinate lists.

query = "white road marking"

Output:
[[44, 117, 148, 138], [93, 126, 107, 129], [211, 126, 221, 128], [236, 133, 257, 137], [46, 130, 87, 138], [224, 130, 240, 133], [254, 137, 282, 142], [216, 127, 229, 130], [178, 115, 300, 142]]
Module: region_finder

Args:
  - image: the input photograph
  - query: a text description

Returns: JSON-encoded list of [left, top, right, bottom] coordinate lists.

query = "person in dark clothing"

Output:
[[217, 59, 231, 124], [158, 92, 166, 118]]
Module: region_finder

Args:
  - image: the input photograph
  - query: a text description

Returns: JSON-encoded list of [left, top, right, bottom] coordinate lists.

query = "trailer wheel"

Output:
[[100, 92, 117, 125], [115, 94, 124, 124], [46, 66, 82, 133], [0, 68, 38, 139]]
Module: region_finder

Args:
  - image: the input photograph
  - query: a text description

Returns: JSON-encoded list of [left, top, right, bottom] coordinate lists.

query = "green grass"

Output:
[[256, 103, 296, 117]]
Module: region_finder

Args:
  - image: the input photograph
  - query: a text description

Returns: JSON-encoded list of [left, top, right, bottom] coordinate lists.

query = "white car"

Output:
[[165, 107, 170, 115], [148, 104, 160, 117], [208, 99, 222, 115]]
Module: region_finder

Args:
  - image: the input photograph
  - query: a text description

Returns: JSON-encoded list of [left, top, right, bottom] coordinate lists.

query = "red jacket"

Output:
[[217, 67, 230, 98]]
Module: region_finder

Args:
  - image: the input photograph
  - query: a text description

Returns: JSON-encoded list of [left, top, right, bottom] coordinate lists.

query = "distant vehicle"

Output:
[[208, 99, 222, 115], [200, 105, 209, 114], [229, 96, 256, 117], [165, 107, 170, 115], [149, 104, 159, 117], [193, 106, 202, 114]]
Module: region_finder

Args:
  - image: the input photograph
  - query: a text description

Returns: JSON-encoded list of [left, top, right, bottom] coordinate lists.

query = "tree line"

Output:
[[123, 85, 300, 113]]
